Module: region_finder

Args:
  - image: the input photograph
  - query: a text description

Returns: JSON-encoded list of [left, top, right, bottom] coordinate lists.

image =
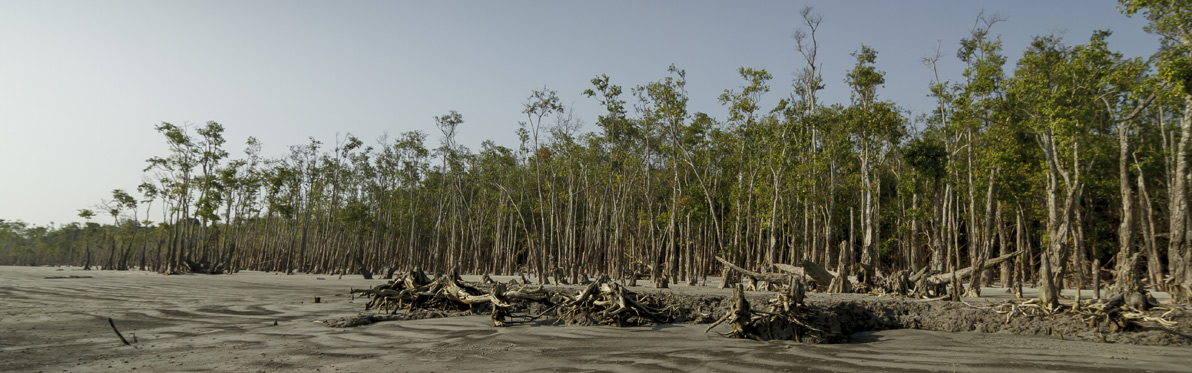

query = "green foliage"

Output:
[[1122, 0, 1192, 94], [3, 3, 1185, 287], [846, 45, 885, 105], [584, 74, 635, 144], [719, 67, 772, 124], [902, 137, 946, 181], [1160, 52, 1192, 94]]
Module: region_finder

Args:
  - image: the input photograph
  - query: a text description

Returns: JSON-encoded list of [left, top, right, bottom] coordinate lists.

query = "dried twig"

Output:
[[108, 318, 131, 346]]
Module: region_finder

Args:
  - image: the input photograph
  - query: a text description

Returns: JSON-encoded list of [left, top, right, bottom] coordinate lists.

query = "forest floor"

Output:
[[2, 265, 1190, 372]]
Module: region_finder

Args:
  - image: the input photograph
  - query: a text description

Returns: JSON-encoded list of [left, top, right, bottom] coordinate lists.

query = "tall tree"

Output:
[[1122, 0, 1192, 303], [843, 45, 905, 287]]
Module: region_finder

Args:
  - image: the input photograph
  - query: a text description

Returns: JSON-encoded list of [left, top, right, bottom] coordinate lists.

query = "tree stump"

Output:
[[707, 284, 753, 338]]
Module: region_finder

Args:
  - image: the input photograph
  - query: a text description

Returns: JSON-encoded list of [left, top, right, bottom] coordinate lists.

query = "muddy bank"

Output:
[[792, 296, 1191, 346], [343, 277, 1192, 346]]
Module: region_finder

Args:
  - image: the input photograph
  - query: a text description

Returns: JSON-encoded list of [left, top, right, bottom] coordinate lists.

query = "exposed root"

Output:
[[705, 282, 833, 342], [345, 270, 1192, 346], [352, 271, 676, 327], [989, 292, 1185, 336]]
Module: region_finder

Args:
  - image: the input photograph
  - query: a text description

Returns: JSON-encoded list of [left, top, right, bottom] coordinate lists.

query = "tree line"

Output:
[[2, 1, 1190, 305]]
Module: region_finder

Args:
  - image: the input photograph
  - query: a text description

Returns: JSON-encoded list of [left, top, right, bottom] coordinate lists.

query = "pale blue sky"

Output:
[[0, 1, 1158, 226]]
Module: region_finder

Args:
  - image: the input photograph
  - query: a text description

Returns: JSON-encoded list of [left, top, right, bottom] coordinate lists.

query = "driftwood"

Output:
[[715, 257, 795, 286], [773, 261, 837, 288], [183, 259, 228, 274], [718, 257, 855, 293], [353, 268, 554, 326], [558, 276, 674, 326], [108, 318, 131, 346], [911, 250, 1024, 284], [353, 271, 673, 327], [383, 265, 401, 279]]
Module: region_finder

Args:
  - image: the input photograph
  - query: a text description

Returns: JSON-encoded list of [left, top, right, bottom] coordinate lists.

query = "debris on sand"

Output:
[[341, 270, 1192, 346]]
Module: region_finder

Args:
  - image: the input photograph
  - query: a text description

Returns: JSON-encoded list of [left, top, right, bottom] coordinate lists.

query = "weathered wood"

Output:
[[108, 318, 130, 346], [772, 261, 836, 287], [717, 266, 734, 289], [383, 265, 400, 279], [706, 282, 828, 342], [912, 250, 1024, 284], [490, 282, 511, 327], [567, 279, 602, 306], [828, 242, 853, 293], [355, 271, 671, 327], [354, 256, 373, 279], [706, 284, 751, 336], [184, 259, 226, 274], [715, 256, 791, 285]]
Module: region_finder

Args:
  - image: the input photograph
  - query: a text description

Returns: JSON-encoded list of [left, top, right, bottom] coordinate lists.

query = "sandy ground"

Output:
[[1, 266, 1190, 372]]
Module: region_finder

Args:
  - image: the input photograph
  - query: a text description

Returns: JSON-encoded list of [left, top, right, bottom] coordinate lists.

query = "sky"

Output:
[[0, 0, 1161, 226]]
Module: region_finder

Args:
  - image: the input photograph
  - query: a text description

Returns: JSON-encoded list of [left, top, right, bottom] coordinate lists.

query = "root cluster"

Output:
[[702, 282, 875, 343], [345, 269, 1191, 346], [987, 292, 1185, 341], [352, 270, 677, 327]]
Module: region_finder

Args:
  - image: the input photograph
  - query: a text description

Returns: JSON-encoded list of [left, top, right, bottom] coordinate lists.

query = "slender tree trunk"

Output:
[[1136, 162, 1163, 291], [965, 171, 996, 297], [1168, 96, 1192, 303], [1112, 119, 1142, 297], [1037, 131, 1077, 308]]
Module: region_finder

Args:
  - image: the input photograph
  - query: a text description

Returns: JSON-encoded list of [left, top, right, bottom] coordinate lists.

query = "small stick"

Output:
[[108, 318, 131, 346]]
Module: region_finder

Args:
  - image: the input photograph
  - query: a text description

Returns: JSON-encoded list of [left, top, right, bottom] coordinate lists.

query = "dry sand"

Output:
[[1, 265, 1189, 372]]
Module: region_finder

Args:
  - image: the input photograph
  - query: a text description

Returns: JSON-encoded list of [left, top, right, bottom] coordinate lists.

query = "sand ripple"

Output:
[[1, 266, 1188, 372]]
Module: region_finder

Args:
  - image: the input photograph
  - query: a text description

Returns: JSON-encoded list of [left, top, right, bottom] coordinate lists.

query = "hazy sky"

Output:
[[0, 0, 1159, 226]]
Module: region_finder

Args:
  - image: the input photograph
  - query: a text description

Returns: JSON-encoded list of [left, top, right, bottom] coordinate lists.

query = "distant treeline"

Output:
[[2, 2, 1190, 304]]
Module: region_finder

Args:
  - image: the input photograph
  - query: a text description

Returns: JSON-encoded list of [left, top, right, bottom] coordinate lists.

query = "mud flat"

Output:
[[1, 265, 1189, 372]]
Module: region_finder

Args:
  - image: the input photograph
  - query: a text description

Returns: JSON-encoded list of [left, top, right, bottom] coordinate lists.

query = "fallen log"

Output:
[[772, 261, 837, 288], [911, 250, 1024, 284], [715, 257, 793, 286]]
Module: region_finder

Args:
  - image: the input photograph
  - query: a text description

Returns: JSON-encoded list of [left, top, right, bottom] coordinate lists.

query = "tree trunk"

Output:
[[1111, 118, 1142, 297], [1037, 131, 1077, 308], [1136, 162, 1163, 291], [1168, 96, 1192, 303]]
